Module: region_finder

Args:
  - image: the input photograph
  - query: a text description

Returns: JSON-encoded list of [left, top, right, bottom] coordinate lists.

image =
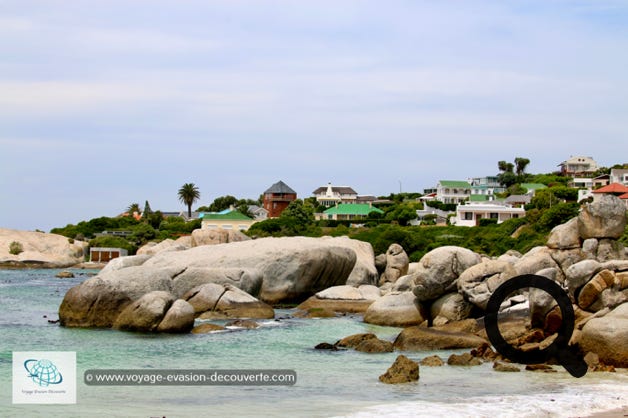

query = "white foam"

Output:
[[336, 383, 628, 418]]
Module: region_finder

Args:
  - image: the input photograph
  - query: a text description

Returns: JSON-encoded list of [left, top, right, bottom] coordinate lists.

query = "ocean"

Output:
[[1, 269, 626, 418]]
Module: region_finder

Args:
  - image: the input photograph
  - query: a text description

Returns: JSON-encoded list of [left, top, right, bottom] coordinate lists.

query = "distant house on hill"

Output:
[[90, 247, 128, 263], [247, 205, 269, 221], [200, 209, 256, 231], [454, 202, 525, 227], [316, 203, 383, 221], [558, 156, 599, 177], [263, 180, 297, 218], [610, 168, 628, 186], [313, 183, 359, 207], [435, 180, 471, 204]]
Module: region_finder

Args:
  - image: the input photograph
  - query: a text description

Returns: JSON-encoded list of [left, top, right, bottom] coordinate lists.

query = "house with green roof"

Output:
[[200, 209, 256, 231], [316, 203, 384, 221], [436, 180, 471, 204]]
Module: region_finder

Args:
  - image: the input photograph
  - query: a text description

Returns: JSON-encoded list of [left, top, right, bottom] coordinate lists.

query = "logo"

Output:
[[12, 351, 76, 404], [484, 274, 588, 378], [24, 358, 63, 387]]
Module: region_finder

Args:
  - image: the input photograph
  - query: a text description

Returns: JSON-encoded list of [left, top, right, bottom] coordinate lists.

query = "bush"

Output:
[[9, 241, 23, 255], [88, 236, 136, 254]]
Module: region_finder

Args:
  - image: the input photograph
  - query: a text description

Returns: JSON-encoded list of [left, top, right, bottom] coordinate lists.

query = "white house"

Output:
[[436, 180, 471, 204], [558, 156, 599, 177], [312, 183, 358, 207], [610, 168, 628, 186], [454, 201, 525, 227]]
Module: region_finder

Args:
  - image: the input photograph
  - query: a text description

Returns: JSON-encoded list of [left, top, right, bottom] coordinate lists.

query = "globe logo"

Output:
[[24, 359, 63, 387]]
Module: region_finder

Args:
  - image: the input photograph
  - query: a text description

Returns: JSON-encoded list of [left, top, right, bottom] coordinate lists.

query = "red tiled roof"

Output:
[[618, 192, 628, 199], [592, 182, 628, 194]]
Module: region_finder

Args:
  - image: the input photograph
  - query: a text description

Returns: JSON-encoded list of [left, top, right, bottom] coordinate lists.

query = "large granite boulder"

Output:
[[546, 218, 581, 250], [183, 283, 274, 319], [156, 299, 196, 333], [578, 194, 627, 240], [59, 266, 174, 327], [137, 237, 191, 256], [579, 303, 628, 367], [171, 267, 263, 298], [457, 259, 517, 310], [412, 246, 482, 302], [393, 326, 488, 351], [363, 292, 425, 327], [191, 229, 250, 247], [0, 228, 88, 268], [113, 291, 175, 332], [379, 244, 409, 286], [324, 236, 378, 286], [430, 292, 474, 326], [143, 236, 357, 304], [296, 285, 380, 313]]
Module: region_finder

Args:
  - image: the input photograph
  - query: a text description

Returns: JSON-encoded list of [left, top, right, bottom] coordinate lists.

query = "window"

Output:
[[464, 212, 473, 220], [512, 214, 519, 218], [490, 213, 498, 219]]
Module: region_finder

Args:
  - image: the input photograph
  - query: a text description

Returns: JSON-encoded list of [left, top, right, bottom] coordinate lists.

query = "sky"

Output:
[[1, 0, 628, 232]]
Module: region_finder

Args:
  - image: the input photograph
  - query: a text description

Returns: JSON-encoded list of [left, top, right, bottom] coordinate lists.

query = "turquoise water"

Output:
[[1, 269, 627, 417]]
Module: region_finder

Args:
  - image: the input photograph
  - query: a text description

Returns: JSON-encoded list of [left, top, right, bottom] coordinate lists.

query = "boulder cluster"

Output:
[[57, 195, 627, 368]]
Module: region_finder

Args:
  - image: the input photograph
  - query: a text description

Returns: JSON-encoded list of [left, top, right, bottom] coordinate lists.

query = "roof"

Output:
[[619, 192, 628, 199], [593, 182, 628, 194], [470, 194, 490, 202], [439, 180, 471, 188], [505, 195, 532, 204], [312, 186, 358, 195], [264, 180, 297, 195], [200, 210, 253, 221], [521, 183, 547, 191], [323, 204, 384, 216]]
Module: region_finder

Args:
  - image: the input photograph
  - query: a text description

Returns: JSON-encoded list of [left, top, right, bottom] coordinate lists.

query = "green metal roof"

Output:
[[469, 194, 490, 202], [200, 210, 253, 221], [439, 180, 471, 188], [323, 204, 384, 216], [521, 183, 547, 191]]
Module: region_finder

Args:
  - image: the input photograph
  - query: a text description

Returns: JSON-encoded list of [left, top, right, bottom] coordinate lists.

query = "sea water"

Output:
[[1, 269, 626, 418]]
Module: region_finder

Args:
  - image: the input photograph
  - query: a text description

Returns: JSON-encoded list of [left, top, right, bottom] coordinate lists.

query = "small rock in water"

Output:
[[314, 342, 338, 350], [379, 355, 419, 384], [225, 319, 259, 329], [56, 271, 74, 278]]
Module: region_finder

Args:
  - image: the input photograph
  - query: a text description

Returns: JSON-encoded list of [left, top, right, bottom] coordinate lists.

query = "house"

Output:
[[263, 180, 297, 218], [469, 176, 505, 197], [435, 180, 471, 204], [413, 207, 453, 225], [592, 183, 628, 208], [558, 156, 599, 177], [454, 202, 525, 227], [200, 209, 257, 231], [610, 168, 628, 186], [90, 247, 128, 263], [316, 203, 384, 221], [247, 205, 269, 221], [504, 194, 531, 207], [312, 183, 358, 207]]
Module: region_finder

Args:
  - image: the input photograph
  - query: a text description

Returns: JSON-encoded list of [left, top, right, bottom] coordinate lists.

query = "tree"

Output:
[[514, 157, 530, 176], [178, 183, 200, 218], [142, 200, 153, 217], [498, 160, 514, 173], [126, 203, 141, 215]]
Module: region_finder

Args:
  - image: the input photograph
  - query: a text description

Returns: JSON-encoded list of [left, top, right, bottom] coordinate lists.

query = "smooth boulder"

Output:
[[393, 326, 488, 351], [578, 194, 627, 240], [579, 303, 628, 367], [363, 292, 425, 327]]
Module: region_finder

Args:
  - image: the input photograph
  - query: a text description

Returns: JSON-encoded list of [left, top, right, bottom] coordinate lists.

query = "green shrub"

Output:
[[9, 241, 23, 255]]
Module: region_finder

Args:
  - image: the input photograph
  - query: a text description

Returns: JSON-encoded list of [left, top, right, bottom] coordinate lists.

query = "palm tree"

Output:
[[126, 203, 141, 215], [178, 183, 200, 218]]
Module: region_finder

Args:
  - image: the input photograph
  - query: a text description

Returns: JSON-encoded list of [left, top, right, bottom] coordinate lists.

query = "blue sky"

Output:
[[1, 1, 627, 231]]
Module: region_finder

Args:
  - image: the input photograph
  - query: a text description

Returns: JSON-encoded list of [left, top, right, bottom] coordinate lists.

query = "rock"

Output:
[[525, 364, 556, 372], [430, 292, 473, 326], [136, 239, 190, 256], [596, 239, 626, 262], [100, 254, 152, 274], [588, 288, 628, 312], [548, 248, 585, 273], [56, 270, 74, 278], [191, 323, 226, 334], [314, 342, 338, 350], [296, 285, 380, 314], [582, 238, 599, 259], [584, 351, 600, 368], [144, 236, 358, 304], [379, 244, 409, 286], [470, 343, 498, 361], [183, 283, 274, 319], [432, 318, 480, 334], [225, 319, 260, 329], [0, 228, 88, 268], [457, 260, 517, 310], [113, 291, 175, 332], [493, 361, 520, 372], [293, 308, 336, 318], [393, 327, 488, 351], [530, 286, 558, 329], [565, 260, 602, 298], [412, 246, 482, 302], [546, 218, 581, 250], [616, 272, 628, 290], [190, 229, 250, 247], [419, 355, 444, 367], [59, 267, 174, 328], [375, 253, 387, 274], [363, 292, 425, 327], [156, 299, 195, 333], [391, 275, 415, 292], [354, 338, 394, 353], [578, 270, 615, 309], [407, 262, 420, 275], [172, 267, 263, 298], [513, 246, 559, 276], [578, 195, 627, 240], [579, 303, 628, 367], [335, 333, 378, 348], [447, 352, 482, 366], [323, 236, 378, 286], [379, 355, 419, 384]]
